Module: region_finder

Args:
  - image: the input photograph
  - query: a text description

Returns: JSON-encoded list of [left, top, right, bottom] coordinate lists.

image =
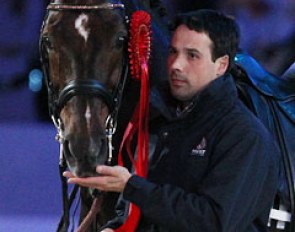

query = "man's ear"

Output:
[[216, 55, 229, 76]]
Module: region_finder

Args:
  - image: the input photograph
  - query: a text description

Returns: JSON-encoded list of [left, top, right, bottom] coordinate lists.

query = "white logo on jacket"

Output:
[[191, 137, 207, 157]]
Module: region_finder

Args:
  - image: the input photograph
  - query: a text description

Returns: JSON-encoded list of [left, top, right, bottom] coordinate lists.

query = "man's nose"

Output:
[[170, 55, 185, 71]]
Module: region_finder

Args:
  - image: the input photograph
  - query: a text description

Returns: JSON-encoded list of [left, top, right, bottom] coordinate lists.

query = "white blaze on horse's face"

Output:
[[85, 104, 92, 131], [75, 14, 90, 42]]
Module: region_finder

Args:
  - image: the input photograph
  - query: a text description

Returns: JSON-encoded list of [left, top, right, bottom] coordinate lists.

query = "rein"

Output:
[[40, 2, 128, 232]]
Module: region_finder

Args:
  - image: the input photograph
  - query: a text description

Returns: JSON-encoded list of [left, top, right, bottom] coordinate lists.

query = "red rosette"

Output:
[[115, 10, 152, 232], [128, 10, 151, 80]]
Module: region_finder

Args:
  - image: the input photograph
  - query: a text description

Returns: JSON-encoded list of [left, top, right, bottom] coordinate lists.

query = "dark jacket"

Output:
[[104, 74, 280, 231]]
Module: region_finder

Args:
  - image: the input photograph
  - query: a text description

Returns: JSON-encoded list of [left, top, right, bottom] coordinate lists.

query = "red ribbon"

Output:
[[115, 10, 151, 232]]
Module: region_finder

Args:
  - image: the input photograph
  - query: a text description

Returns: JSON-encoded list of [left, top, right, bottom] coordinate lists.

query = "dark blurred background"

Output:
[[0, 0, 294, 231]]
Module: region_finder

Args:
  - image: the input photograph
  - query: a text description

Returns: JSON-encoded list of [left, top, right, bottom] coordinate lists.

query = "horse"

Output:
[[39, 0, 169, 231], [40, 1, 295, 231]]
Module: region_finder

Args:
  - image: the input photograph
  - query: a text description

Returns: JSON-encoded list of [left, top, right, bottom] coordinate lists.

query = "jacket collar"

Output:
[[151, 74, 238, 122]]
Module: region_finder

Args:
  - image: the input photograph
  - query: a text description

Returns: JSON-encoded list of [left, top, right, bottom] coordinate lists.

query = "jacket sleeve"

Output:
[[122, 129, 280, 231]]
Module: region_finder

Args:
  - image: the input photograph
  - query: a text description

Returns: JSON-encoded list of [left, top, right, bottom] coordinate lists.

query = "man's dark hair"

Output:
[[170, 9, 240, 72]]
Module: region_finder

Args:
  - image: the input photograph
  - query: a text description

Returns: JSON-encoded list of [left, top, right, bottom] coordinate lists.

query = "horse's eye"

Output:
[[42, 36, 54, 50], [115, 36, 126, 49]]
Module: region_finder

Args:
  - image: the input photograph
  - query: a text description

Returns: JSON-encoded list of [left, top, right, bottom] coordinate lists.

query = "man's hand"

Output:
[[101, 229, 114, 232], [63, 165, 132, 193]]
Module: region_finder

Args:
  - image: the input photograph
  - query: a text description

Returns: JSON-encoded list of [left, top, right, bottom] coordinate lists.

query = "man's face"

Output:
[[167, 25, 227, 102]]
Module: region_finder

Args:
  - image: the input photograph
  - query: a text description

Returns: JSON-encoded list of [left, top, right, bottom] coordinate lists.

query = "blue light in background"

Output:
[[28, 69, 43, 92]]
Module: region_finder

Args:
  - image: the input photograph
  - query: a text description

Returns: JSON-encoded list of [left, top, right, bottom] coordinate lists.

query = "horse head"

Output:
[[40, 0, 128, 177]]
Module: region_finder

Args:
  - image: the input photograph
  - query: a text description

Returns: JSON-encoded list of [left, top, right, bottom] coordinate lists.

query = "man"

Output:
[[64, 10, 280, 231]]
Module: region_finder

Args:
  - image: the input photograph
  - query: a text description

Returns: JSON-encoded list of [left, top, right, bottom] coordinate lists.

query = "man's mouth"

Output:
[[171, 78, 186, 87]]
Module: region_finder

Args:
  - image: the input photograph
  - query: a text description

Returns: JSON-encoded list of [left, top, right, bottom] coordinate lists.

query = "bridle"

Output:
[[39, 2, 129, 231], [40, 1, 128, 164]]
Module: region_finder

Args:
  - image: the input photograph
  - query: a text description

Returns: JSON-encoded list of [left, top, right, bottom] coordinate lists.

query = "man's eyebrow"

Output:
[[168, 46, 203, 57], [168, 46, 201, 53], [185, 48, 201, 54], [185, 48, 203, 58], [168, 45, 176, 50]]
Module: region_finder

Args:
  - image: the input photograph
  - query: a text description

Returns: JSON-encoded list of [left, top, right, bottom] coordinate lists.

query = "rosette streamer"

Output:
[[115, 10, 151, 232]]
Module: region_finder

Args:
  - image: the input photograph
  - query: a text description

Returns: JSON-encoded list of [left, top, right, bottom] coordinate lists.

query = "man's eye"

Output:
[[188, 52, 198, 59], [168, 48, 177, 55]]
